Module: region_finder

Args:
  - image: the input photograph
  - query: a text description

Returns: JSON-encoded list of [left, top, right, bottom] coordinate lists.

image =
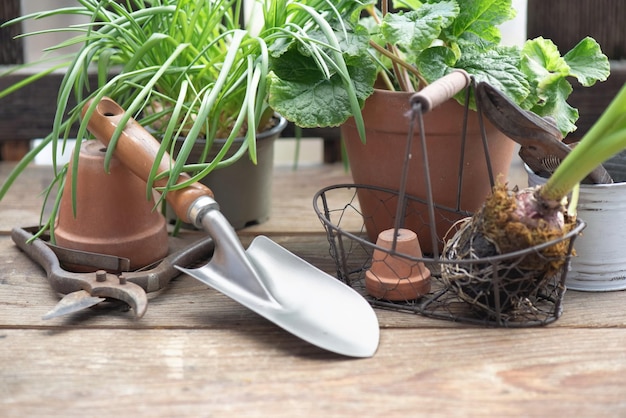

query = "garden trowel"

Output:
[[81, 97, 380, 358]]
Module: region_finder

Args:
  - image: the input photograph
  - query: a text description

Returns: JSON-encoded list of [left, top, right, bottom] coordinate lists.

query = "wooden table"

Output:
[[1, 162, 626, 417]]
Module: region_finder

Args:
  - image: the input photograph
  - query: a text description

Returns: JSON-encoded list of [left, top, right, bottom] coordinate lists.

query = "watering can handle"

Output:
[[410, 69, 471, 113], [81, 97, 214, 224]]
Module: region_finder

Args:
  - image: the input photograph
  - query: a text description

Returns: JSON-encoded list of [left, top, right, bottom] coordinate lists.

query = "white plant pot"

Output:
[[526, 164, 626, 291]]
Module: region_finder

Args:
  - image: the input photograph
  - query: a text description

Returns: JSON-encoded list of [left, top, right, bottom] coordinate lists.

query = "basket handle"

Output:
[[410, 70, 470, 113]]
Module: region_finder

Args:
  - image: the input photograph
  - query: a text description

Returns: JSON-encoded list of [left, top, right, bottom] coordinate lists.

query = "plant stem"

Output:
[[368, 41, 428, 89], [540, 82, 626, 202]]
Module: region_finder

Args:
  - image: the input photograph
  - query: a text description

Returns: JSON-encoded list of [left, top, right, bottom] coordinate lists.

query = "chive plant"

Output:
[[0, 0, 377, 238]]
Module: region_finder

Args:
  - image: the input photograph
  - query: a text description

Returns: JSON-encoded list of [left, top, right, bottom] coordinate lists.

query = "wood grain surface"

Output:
[[1, 163, 626, 417]]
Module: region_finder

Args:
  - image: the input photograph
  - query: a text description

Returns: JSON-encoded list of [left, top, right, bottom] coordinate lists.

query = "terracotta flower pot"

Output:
[[341, 89, 515, 254], [55, 140, 169, 270], [365, 228, 431, 301]]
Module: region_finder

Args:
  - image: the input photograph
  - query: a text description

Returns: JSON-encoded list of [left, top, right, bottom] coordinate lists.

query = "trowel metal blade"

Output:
[[42, 290, 106, 320], [177, 235, 380, 358]]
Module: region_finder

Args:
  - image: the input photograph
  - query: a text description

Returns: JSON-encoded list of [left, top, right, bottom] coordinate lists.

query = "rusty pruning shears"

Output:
[[11, 226, 214, 320], [476, 81, 613, 184]]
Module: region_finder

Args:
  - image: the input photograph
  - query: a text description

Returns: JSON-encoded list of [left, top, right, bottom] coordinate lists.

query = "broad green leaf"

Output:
[[564, 37, 610, 87], [393, 0, 423, 9], [419, 45, 529, 109], [305, 23, 372, 61], [530, 77, 578, 139], [522, 37, 570, 82], [268, 53, 376, 127], [446, 0, 515, 48], [332, 23, 373, 58], [520, 37, 593, 134], [344, 53, 379, 103], [416, 46, 458, 82], [267, 74, 347, 127], [459, 47, 529, 103], [268, 21, 375, 128], [270, 47, 326, 84], [381, 1, 459, 53], [267, 37, 292, 58]]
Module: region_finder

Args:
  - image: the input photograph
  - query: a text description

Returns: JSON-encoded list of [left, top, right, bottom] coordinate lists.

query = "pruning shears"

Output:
[[11, 226, 214, 319], [476, 81, 613, 184]]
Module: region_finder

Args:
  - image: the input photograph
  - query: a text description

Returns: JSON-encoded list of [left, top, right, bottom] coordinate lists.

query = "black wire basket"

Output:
[[314, 184, 584, 327], [313, 73, 585, 327]]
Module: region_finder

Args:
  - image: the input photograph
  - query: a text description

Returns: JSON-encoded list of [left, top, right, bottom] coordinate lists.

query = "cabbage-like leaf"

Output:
[[529, 77, 578, 135], [381, 1, 459, 53], [268, 50, 376, 127], [446, 0, 515, 48], [419, 45, 529, 109], [521, 37, 609, 134], [564, 37, 610, 87]]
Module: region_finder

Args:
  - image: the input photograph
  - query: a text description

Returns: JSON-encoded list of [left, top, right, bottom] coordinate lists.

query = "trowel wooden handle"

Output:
[[82, 97, 213, 223], [410, 69, 470, 113]]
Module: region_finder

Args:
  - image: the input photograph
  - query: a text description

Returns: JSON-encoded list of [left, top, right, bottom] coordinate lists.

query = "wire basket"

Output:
[[313, 73, 585, 327], [314, 184, 584, 327]]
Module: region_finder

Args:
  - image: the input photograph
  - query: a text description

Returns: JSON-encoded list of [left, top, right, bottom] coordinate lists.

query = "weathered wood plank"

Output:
[[2, 160, 626, 416], [1, 327, 626, 417], [1, 164, 625, 329], [527, 0, 626, 60], [2, 233, 626, 329], [0, 68, 100, 143]]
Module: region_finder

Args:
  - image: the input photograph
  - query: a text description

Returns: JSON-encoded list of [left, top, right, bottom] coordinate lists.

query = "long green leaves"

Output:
[[0, 0, 374, 236], [289, 3, 367, 140], [541, 83, 626, 202]]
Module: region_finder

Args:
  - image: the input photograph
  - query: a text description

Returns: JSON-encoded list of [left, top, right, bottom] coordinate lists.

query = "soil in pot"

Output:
[[341, 89, 516, 255]]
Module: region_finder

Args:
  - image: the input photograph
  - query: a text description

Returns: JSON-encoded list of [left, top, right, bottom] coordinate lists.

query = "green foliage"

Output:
[[520, 37, 610, 134], [268, 22, 376, 127], [0, 0, 376, 237], [366, 0, 610, 136]]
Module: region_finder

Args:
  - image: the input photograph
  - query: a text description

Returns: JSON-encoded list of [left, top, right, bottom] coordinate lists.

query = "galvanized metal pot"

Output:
[[527, 161, 626, 291]]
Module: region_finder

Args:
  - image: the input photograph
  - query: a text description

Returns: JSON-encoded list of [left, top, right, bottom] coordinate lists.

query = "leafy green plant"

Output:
[[0, 0, 377, 237], [362, 0, 610, 136]]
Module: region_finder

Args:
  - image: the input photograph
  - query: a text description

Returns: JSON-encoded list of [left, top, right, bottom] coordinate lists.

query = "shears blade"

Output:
[[42, 290, 106, 320]]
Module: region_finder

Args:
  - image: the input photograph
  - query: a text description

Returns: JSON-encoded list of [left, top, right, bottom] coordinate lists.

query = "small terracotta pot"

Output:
[[55, 140, 169, 270], [365, 228, 431, 301]]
